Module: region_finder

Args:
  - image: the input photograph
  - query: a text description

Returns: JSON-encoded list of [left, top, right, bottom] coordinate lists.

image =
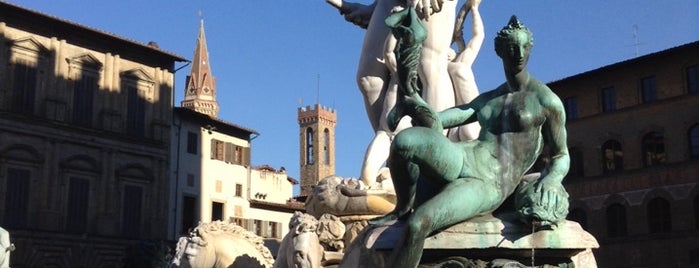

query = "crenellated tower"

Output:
[[297, 104, 337, 197], [181, 18, 219, 117]]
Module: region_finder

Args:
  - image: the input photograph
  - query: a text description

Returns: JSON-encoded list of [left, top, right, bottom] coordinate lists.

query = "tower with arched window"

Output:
[[297, 104, 337, 197]]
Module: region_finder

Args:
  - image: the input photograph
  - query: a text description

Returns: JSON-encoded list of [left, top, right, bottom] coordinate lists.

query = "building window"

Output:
[[182, 196, 197, 234], [563, 97, 578, 120], [186, 174, 195, 187], [234, 205, 243, 218], [211, 201, 224, 221], [122, 185, 143, 238], [306, 127, 314, 165], [235, 146, 244, 165], [211, 139, 224, 160], [3, 168, 30, 228], [323, 128, 330, 165], [72, 72, 97, 127], [10, 58, 38, 114], [215, 180, 222, 193], [231, 217, 244, 226], [567, 208, 587, 230], [210, 139, 249, 166], [641, 76, 657, 103], [601, 86, 616, 112], [606, 203, 627, 237], [187, 132, 198, 154], [266, 221, 281, 238], [687, 64, 699, 94], [647, 197, 671, 233], [126, 83, 146, 137], [602, 140, 624, 173], [66, 177, 89, 233], [690, 124, 699, 158], [224, 142, 234, 163], [642, 132, 666, 167], [235, 183, 243, 197], [567, 147, 584, 178], [253, 220, 262, 236]]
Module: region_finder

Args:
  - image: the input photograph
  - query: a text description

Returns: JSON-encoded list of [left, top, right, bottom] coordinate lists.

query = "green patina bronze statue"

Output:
[[370, 10, 571, 268]]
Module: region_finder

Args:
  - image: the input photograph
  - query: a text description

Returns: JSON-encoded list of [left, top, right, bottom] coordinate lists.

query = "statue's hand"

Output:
[[339, 2, 372, 29], [533, 175, 565, 213], [387, 98, 406, 132], [412, 0, 449, 20], [404, 94, 443, 131]]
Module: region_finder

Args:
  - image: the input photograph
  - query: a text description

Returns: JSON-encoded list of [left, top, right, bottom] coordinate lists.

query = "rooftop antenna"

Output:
[[316, 74, 320, 105], [632, 24, 645, 57]]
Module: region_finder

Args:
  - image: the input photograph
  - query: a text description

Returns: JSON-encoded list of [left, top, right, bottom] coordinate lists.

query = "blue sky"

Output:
[[10, 0, 699, 193]]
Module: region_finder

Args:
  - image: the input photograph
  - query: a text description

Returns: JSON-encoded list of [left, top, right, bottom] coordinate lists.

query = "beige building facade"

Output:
[[0, 2, 185, 267], [168, 20, 300, 247], [550, 41, 699, 267]]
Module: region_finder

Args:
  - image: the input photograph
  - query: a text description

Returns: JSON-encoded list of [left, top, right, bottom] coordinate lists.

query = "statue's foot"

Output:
[[368, 214, 397, 226], [368, 210, 409, 226]]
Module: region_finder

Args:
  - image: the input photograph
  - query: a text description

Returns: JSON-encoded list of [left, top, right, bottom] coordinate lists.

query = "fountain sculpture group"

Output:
[[170, 0, 599, 267]]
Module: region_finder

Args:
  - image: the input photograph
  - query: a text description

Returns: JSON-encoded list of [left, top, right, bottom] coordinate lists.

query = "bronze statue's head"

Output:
[[494, 15, 534, 73]]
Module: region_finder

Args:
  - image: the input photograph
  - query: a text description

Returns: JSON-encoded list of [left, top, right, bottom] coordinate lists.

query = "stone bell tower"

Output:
[[297, 104, 337, 197]]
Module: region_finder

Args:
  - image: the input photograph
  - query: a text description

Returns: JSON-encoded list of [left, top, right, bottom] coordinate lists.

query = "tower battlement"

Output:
[[297, 104, 337, 125], [297, 103, 337, 197]]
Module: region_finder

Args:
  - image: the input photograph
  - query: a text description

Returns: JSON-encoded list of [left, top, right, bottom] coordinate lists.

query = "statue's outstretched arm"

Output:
[[453, 0, 484, 65], [326, 0, 376, 29]]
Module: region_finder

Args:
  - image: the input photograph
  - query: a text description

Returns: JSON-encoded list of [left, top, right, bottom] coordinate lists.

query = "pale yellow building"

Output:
[[167, 20, 300, 245]]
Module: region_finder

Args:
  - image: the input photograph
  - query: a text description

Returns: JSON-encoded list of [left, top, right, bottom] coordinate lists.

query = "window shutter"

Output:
[[216, 140, 224, 160], [225, 142, 234, 163], [244, 147, 251, 166], [210, 138, 217, 159]]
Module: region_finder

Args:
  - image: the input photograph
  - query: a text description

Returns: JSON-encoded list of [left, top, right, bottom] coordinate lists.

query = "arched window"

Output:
[[606, 203, 627, 237], [602, 140, 623, 173], [647, 197, 672, 233], [567, 147, 584, 178], [568, 208, 587, 230], [306, 127, 314, 165], [642, 132, 666, 166], [689, 124, 699, 158], [323, 128, 330, 165]]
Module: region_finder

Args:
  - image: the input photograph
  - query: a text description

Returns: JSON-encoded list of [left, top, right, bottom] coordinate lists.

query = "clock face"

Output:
[[203, 87, 210, 93], [188, 87, 196, 94]]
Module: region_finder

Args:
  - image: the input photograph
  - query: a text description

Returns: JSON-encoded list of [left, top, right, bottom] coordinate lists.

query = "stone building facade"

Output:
[[550, 40, 699, 267], [0, 2, 185, 267], [298, 104, 337, 197]]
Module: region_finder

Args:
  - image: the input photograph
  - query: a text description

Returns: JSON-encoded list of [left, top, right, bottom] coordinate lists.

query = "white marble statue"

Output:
[[170, 221, 274, 268], [274, 212, 324, 268], [447, 0, 483, 141], [327, 0, 483, 185], [0, 227, 14, 268]]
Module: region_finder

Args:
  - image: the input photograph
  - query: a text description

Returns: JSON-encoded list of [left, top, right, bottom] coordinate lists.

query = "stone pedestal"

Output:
[[340, 213, 599, 267]]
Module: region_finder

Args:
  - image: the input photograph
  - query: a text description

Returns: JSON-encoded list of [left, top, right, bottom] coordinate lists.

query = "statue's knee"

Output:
[[356, 76, 380, 95], [406, 216, 430, 236], [392, 130, 417, 151]]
